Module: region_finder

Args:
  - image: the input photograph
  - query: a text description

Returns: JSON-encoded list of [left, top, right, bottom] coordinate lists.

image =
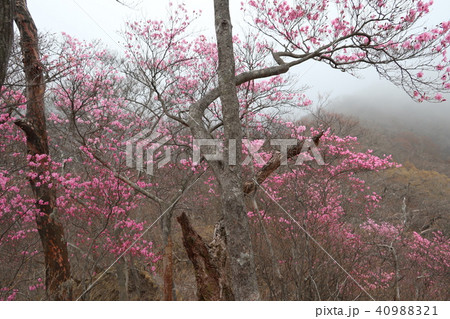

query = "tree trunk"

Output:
[[162, 232, 174, 301], [0, 0, 14, 87], [14, 0, 72, 300], [177, 212, 233, 300], [213, 0, 259, 300], [116, 257, 129, 301], [160, 205, 177, 301]]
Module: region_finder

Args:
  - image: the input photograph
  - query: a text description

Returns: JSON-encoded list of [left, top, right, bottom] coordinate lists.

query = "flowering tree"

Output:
[[244, 0, 450, 101], [183, 0, 449, 299], [1, 0, 449, 300]]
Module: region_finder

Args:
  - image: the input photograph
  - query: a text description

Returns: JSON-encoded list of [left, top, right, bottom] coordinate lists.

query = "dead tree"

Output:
[[177, 212, 234, 301]]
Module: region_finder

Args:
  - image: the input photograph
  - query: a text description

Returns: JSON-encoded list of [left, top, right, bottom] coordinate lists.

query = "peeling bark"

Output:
[[0, 0, 14, 87], [14, 0, 71, 300], [177, 212, 233, 301]]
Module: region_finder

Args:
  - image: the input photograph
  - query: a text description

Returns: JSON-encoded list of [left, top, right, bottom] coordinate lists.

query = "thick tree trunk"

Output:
[[14, 0, 71, 300], [0, 0, 14, 87], [213, 0, 259, 300], [177, 212, 233, 300]]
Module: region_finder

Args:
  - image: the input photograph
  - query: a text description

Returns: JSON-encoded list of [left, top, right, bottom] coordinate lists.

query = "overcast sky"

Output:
[[28, 0, 450, 110]]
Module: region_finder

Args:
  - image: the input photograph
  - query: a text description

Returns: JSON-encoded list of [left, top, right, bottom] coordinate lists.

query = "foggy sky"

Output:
[[28, 0, 450, 122]]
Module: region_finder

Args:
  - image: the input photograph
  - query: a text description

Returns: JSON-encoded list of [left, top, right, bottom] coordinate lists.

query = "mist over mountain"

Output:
[[326, 83, 450, 175]]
